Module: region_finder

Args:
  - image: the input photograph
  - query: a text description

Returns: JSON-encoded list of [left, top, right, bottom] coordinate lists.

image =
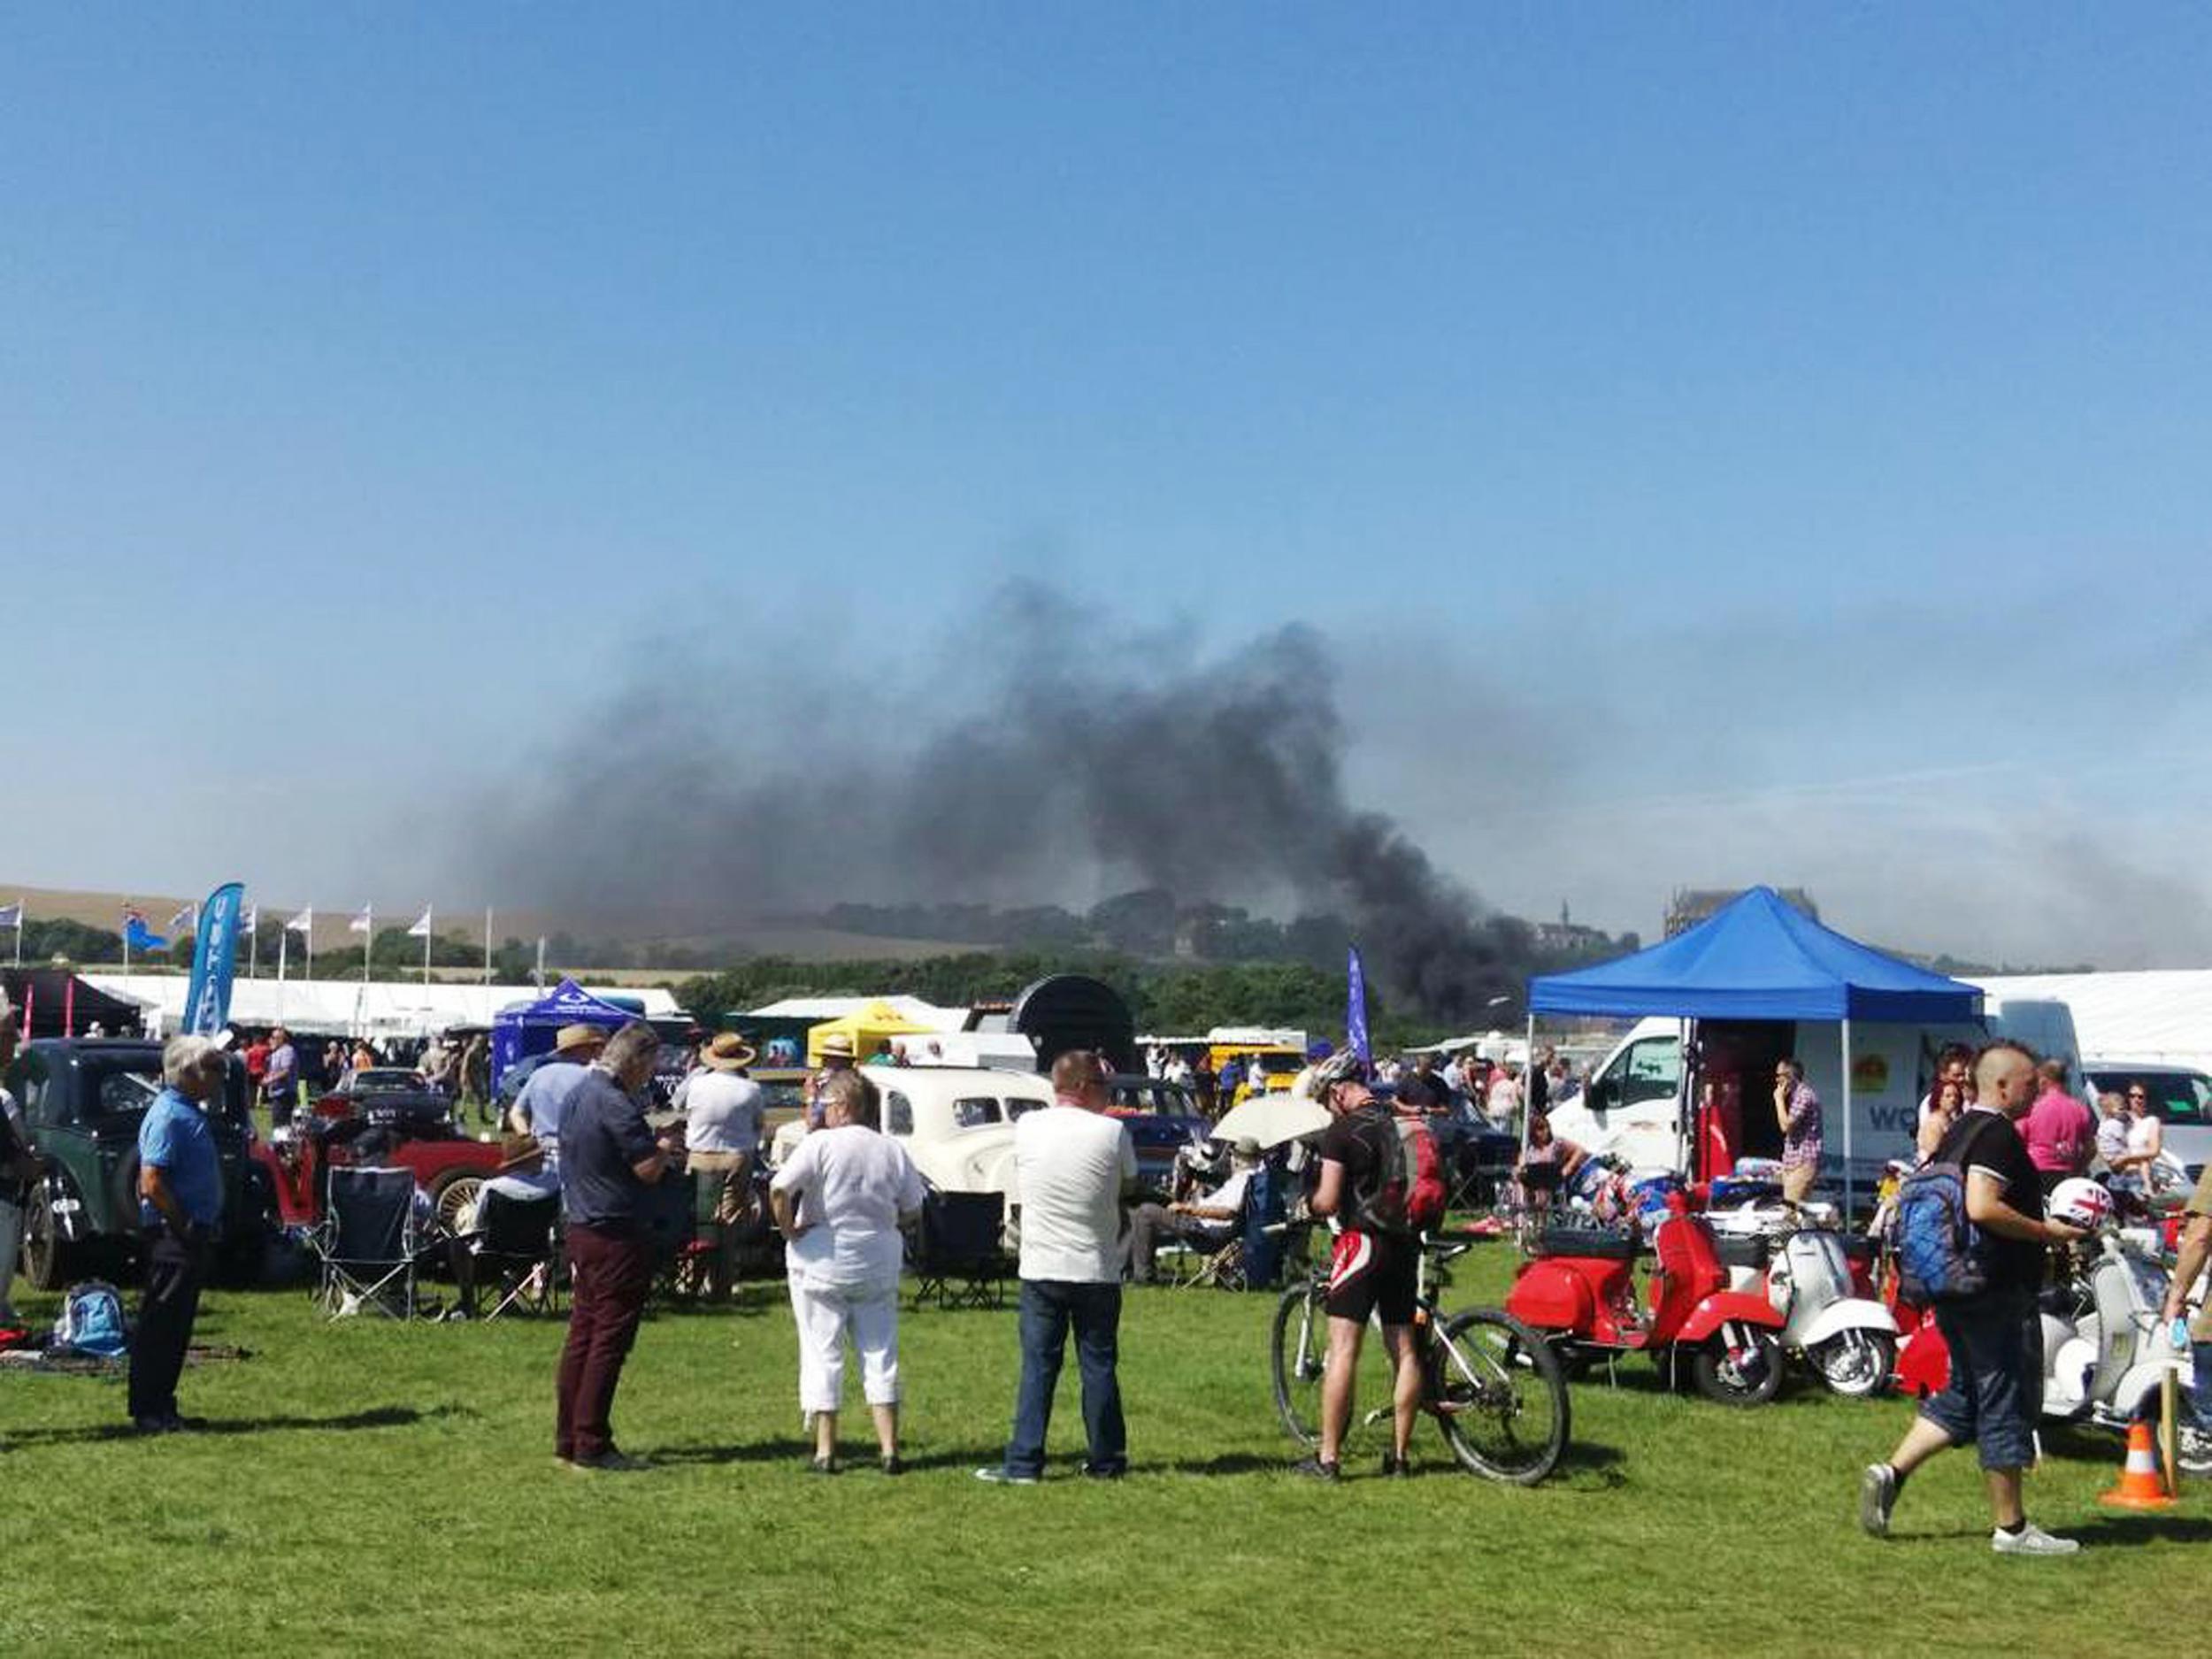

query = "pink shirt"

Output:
[[2021, 1087, 2094, 1175]]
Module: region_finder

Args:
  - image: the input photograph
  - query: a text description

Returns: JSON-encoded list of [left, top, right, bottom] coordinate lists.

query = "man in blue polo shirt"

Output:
[[130, 1035, 228, 1433], [553, 1021, 677, 1471]]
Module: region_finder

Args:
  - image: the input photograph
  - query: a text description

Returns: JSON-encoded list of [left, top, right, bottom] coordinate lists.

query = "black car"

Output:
[[1107, 1074, 1214, 1202], [5, 1039, 274, 1288]]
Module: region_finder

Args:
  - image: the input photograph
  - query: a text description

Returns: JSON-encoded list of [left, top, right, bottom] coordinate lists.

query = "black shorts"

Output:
[[1325, 1229, 1417, 1326]]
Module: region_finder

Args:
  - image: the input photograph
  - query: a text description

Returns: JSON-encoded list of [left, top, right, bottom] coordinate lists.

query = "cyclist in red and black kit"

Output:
[[1294, 1049, 1424, 1480]]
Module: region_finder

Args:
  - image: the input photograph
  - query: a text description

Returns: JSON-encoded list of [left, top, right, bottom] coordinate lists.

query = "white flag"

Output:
[[287, 908, 315, 934], [348, 907, 373, 934], [169, 902, 197, 933], [0, 903, 20, 928], [241, 903, 258, 931], [406, 907, 434, 939]]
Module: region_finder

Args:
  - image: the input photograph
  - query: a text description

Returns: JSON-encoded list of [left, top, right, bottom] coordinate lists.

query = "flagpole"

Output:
[[422, 904, 433, 989], [279, 922, 288, 987], [482, 907, 492, 987], [363, 904, 373, 984], [305, 915, 314, 983], [11, 897, 20, 968], [534, 935, 545, 990], [246, 906, 257, 979]]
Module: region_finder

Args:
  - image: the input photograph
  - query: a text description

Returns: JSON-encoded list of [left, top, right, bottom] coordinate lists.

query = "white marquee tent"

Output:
[[1972, 971, 2212, 1072], [84, 973, 681, 1040]]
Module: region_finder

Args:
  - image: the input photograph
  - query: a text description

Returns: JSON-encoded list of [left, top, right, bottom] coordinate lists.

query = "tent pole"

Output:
[[1678, 1018, 1699, 1181], [1841, 1017, 1855, 1218], [1520, 1011, 1536, 1161]]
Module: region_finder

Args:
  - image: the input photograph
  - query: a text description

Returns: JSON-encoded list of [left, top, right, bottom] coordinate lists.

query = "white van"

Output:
[[1546, 998, 2085, 1201]]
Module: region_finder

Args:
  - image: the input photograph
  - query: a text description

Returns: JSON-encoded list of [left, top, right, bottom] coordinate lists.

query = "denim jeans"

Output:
[[1002, 1279, 1125, 1478], [2188, 1340, 2212, 1434], [1919, 1286, 2040, 1471]]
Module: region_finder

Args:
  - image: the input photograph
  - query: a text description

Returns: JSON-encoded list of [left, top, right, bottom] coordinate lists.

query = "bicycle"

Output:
[[1269, 1224, 1570, 1485]]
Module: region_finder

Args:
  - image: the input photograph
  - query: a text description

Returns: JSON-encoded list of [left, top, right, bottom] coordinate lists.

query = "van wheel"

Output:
[[21, 1189, 74, 1292]]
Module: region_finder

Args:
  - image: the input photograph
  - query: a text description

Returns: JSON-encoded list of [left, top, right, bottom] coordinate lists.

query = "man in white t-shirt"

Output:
[[978, 1049, 1139, 1486]]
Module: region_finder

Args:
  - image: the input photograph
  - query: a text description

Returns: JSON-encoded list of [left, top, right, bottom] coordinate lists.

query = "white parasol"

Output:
[[1211, 1090, 1332, 1149]]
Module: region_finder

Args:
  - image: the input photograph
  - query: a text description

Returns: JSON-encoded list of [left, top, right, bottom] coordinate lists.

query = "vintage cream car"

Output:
[[767, 1064, 1048, 1212]]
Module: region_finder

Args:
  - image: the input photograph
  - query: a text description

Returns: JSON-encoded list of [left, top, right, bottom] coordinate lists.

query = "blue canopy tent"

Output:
[[1527, 887, 1983, 1210], [489, 978, 642, 1093]]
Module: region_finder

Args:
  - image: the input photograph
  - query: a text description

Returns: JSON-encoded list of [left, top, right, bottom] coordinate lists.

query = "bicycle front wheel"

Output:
[[1270, 1279, 1328, 1447], [1428, 1307, 1571, 1485]]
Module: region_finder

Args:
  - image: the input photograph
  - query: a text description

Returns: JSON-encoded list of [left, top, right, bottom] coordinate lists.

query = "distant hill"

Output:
[[0, 884, 984, 971]]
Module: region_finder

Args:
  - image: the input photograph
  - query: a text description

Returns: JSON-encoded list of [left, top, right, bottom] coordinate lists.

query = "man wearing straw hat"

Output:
[[674, 1033, 765, 1296], [501, 1024, 611, 1199]]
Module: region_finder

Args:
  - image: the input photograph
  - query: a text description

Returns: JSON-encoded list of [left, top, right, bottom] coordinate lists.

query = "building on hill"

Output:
[[1665, 886, 1819, 939], [1533, 902, 1616, 956]]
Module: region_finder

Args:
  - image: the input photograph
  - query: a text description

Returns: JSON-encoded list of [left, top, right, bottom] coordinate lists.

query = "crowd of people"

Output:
[[1139, 1039, 1580, 1130], [10, 1005, 2202, 1559]]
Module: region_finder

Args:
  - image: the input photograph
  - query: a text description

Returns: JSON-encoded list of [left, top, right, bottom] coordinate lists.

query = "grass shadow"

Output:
[[1551, 1436, 1630, 1488], [4, 1402, 466, 1448], [649, 1435, 815, 1466], [2071, 1511, 2212, 1547], [650, 1437, 1022, 1474], [1162, 1451, 1302, 1476]]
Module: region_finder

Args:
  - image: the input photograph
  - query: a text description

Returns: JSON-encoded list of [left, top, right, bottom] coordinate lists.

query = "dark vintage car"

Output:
[[6, 1038, 275, 1288], [1373, 1082, 1523, 1208], [326, 1066, 434, 1101], [1106, 1074, 1215, 1202]]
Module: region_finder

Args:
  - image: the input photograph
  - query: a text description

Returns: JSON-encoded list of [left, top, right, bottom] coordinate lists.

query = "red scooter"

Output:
[[1506, 1191, 1789, 1406]]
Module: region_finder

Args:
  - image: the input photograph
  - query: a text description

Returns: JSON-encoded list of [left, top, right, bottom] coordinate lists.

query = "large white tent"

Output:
[[84, 973, 681, 1040], [1972, 971, 2212, 1072]]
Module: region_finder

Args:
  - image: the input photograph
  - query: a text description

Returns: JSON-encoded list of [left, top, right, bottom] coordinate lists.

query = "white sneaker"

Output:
[[1992, 1522, 2080, 1556]]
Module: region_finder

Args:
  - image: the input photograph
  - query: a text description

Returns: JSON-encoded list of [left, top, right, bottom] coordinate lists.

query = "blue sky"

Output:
[[5, 6, 2210, 963]]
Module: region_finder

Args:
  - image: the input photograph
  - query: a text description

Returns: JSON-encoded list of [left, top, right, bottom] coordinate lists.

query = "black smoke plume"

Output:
[[471, 581, 1530, 1021]]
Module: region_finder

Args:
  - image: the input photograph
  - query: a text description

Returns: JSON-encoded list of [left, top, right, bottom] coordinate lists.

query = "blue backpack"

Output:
[[52, 1280, 129, 1358], [1892, 1121, 1992, 1305]]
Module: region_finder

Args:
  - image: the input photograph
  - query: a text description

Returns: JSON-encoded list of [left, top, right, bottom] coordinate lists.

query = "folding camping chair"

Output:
[[908, 1191, 1011, 1310], [311, 1166, 438, 1319], [645, 1170, 710, 1307], [453, 1186, 561, 1320], [1161, 1229, 1249, 1290]]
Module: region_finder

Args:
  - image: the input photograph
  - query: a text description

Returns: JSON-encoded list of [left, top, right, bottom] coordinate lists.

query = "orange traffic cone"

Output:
[[2098, 1421, 2177, 1511]]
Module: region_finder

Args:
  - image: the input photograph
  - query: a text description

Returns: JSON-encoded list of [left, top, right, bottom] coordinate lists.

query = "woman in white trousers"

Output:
[[769, 1071, 926, 1474]]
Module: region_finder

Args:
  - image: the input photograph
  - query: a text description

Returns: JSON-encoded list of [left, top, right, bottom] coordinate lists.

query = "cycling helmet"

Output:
[[1304, 1048, 1369, 1101]]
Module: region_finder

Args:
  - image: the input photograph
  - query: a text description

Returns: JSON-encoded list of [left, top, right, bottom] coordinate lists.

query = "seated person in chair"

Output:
[[1123, 1139, 1262, 1284], [1515, 1113, 1587, 1217]]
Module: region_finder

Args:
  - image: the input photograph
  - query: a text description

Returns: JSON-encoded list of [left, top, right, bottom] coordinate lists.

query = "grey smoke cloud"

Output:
[[465, 580, 1532, 1018], [457, 579, 2212, 988]]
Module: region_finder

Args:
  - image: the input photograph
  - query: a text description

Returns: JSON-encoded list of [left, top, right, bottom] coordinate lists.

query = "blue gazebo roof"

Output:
[[1528, 887, 1982, 1024]]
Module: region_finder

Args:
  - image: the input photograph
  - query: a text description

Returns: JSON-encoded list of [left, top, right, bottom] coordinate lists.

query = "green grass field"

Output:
[[1, 1247, 2202, 1657]]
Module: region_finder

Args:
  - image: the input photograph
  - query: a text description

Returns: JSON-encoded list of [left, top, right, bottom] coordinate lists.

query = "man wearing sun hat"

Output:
[[676, 1033, 765, 1294], [503, 1024, 611, 1194]]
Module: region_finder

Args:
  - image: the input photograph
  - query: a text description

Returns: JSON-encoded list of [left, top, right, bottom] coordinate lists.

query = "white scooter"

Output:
[[1708, 1201, 1900, 1397], [2040, 1227, 2212, 1476]]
